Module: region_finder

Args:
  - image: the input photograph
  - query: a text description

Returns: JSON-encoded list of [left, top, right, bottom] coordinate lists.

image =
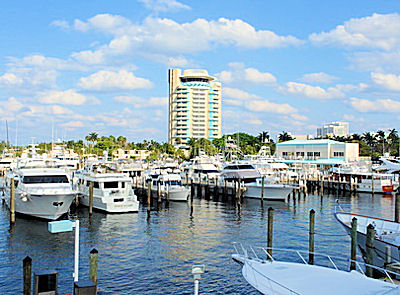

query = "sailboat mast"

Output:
[[6, 120, 9, 147]]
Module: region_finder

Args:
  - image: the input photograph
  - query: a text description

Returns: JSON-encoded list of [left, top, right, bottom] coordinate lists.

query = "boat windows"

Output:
[[104, 182, 119, 189], [243, 178, 257, 184], [165, 181, 182, 185], [93, 182, 100, 189], [22, 175, 69, 184]]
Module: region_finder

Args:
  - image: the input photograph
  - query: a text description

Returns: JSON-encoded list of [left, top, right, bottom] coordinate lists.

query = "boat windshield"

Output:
[[165, 180, 182, 186], [23, 175, 69, 184]]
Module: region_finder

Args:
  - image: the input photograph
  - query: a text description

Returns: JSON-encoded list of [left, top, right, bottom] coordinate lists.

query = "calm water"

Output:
[[0, 191, 396, 294]]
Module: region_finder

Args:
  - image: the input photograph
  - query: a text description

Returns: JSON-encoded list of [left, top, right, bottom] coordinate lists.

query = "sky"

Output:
[[1, 0, 400, 145]]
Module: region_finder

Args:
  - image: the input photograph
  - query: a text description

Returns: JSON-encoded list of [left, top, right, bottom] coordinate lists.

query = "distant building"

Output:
[[112, 148, 151, 160], [317, 122, 349, 138], [168, 69, 222, 149], [275, 139, 359, 166]]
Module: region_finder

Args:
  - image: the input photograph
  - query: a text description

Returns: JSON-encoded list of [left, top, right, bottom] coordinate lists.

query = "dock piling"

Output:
[[89, 181, 94, 216], [261, 176, 265, 205], [10, 177, 15, 224], [89, 248, 98, 284], [350, 217, 357, 270], [395, 192, 400, 223], [267, 207, 274, 258], [309, 209, 315, 265], [366, 224, 375, 277], [23, 256, 32, 295], [147, 179, 151, 216]]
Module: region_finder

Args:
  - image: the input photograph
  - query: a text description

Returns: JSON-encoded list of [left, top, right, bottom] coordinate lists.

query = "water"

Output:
[[0, 192, 396, 294]]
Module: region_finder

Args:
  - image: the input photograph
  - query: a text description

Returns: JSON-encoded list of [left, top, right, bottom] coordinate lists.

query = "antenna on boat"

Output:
[[15, 119, 18, 147], [5, 120, 9, 148]]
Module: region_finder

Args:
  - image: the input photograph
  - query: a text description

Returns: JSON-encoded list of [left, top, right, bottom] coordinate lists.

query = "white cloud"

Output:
[[61, 121, 84, 127], [300, 72, 339, 83], [244, 68, 276, 84], [0, 97, 24, 112], [51, 20, 70, 29], [290, 113, 308, 121], [371, 72, 400, 91], [69, 15, 302, 66], [138, 0, 190, 12], [310, 13, 400, 50], [0, 67, 57, 92], [223, 87, 260, 100], [350, 50, 400, 73], [246, 119, 263, 125], [245, 100, 297, 114], [39, 90, 91, 105], [113, 96, 167, 108], [78, 70, 152, 91], [349, 97, 400, 113], [343, 114, 365, 122], [216, 62, 276, 85], [0, 73, 23, 86], [280, 82, 345, 99]]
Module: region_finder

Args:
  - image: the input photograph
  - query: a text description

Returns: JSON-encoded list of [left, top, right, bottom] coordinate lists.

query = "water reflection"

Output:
[[0, 192, 397, 294]]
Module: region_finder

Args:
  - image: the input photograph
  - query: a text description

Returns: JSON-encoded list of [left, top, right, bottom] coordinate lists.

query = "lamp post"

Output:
[[192, 265, 205, 295], [48, 219, 80, 282]]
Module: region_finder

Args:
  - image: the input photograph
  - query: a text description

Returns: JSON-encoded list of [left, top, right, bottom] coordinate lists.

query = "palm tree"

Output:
[[258, 131, 270, 144], [85, 132, 98, 153], [362, 132, 376, 156], [351, 133, 362, 141], [278, 131, 293, 142], [388, 129, 398, 156], [376, 130, 386, 154]]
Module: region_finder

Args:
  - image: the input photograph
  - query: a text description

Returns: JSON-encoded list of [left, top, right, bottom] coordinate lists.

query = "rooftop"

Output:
[[277, 139, 345, 146]]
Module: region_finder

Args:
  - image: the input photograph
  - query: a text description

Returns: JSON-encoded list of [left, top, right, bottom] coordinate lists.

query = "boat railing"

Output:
[[233, 243, 399, 285]]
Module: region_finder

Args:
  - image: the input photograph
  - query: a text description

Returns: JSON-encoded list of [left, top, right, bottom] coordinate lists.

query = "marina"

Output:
[[1, 184, 400, 294]]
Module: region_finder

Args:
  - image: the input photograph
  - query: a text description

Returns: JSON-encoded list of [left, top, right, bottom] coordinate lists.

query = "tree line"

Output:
[[2, 129, 399, 161]]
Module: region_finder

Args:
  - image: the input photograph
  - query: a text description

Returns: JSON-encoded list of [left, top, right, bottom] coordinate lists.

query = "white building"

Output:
[[168, 69, 222, 149], [317, 122, 349, 138], [275, 139, 359, 166]]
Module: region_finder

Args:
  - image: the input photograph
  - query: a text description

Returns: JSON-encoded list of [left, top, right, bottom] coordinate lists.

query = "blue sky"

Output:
[[1, 0, 400, 145]]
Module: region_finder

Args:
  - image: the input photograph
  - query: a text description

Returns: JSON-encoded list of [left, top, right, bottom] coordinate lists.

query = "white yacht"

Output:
[[232, 244, 400, 295], [220, 163, 296, 201], [149, 173, 189, 201], [2, 166, 76, 220], [184, 155, 220, 184], [76, 165, 139, 213], [335, 211, 400, 269]]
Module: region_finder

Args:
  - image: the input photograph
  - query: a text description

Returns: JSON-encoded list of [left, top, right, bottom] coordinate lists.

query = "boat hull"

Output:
[[335, 212, 400, 268], [151, 187, 189, 201], [244, 184, 294, 201], [3, 191, 75, 220], [79, 194, 139, 213]]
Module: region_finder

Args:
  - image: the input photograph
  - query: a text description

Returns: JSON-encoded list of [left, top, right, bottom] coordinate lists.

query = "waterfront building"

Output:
[[168, 69, 222, 149], [317, 122, 349, 138], [275, 139, 359, 166], [112, 148, 151, 160], [290, 134, 313, 140]]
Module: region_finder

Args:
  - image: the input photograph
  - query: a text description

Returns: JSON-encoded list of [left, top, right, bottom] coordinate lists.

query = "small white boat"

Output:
[[335, 211, 400, 268], [232, 244, 400, 295], [76, 163, 139, 213], [220, 163, 296, 201], [149, 173, 189, 201]]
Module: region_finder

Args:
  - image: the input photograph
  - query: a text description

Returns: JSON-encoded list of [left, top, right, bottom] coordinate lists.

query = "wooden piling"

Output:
[[89, 248, 98, 284], [395, 192, 400, 223], [89, 181, 94, 215], [309, 209, 315, 265], [350, 217, 357, 270], [23, 256, 32, 295], [157, 183, 161, 204], [261, 176, 265, 203], [147, 180, 151, 215], [10, 177, 15, 223], [385, 246, 391, 266], [366, 224, 375, 277], [267, 207, 274, 257]]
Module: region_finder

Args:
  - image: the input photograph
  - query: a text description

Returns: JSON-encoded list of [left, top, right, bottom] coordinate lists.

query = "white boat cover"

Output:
[[234, 254, 400, 295]]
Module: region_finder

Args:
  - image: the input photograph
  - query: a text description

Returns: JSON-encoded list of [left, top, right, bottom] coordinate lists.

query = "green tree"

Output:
[[278, 132, 293, 142]]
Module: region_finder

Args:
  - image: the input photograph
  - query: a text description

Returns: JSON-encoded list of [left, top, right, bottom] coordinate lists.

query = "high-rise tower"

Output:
[[168, 69, 222, 148]]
